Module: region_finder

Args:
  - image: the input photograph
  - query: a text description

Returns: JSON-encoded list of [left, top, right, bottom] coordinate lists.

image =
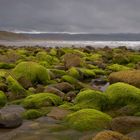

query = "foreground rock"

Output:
[[92, 130, 133, 140], [47, 107, 71, 120], [65, 109, 112, 131], [109, 70, 140, 88], [111, 116, 140, 134], [0, 105, 25, 128], [127, 130, 140, 140]]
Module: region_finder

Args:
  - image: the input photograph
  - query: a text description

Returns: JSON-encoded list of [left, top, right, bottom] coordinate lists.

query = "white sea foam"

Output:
[[0, 40, 140, 50]]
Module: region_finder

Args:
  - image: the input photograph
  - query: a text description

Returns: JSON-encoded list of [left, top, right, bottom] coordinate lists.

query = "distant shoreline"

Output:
[[0, 40, 140, 50]]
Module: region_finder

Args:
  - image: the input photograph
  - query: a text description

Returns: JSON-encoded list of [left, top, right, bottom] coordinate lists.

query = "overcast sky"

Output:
[[0, 0, 140, 33]]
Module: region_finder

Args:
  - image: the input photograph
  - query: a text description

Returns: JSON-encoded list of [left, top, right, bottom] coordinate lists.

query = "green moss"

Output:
[[7, 75, 28, 99], [0, 91, 7, 107], [112, 53, 129, 64], [65, 109, 112, 131], [107, 64, 131, 72], [134, 112, 140, 116], [71, 89, 109, 111], [36, 52, 59, 65], [105, 82, 140, 108], [22, 109, 43, 120], [50, 69, 67, 78], [12, 61, 50, 85], [62, 75, 78, 84], [129, 54, 140, 63], [85, 54, 102, 61], [22, 93, 63, 109], [49, 48, 57, 56], [67, 67, 80, 79], [79, 68, 96, 78], [93, 69, 106, 75], [59, 102, 74, 109], [0, 62, 15, 69]]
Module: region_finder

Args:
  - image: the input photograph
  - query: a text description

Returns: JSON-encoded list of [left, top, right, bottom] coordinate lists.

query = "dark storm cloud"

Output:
[[0, 0, 140, 33]]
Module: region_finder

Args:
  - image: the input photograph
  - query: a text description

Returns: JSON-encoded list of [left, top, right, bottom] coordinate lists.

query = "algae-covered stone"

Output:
[[7, 75, 28, 100], [22, 93, 63, 109], [109, 70, 140, 88], [12, 61, 50, 85], [72, 89, 108, 111], [105, 82, 140, 108], [0, 91, 7, 107], [65, 109, 112, 131], [22, 109, 43, 120]]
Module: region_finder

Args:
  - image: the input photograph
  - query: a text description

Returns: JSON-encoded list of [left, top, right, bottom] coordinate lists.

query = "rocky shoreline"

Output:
[[0, 45, 139, 140]]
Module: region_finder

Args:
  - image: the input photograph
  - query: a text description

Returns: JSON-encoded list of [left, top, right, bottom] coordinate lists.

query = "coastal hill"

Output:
[[0, 31, 30, 40]]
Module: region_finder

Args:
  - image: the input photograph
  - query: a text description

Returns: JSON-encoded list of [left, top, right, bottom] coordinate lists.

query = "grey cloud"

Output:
[[0, 0, 140, 33]]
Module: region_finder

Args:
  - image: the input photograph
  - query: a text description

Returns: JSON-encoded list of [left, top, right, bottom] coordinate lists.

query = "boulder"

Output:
[[44, 86, 65, 98], [111, 116, 140, 134], [92, 130, 133, 140], [65, 109, 112, 131], [127, 130, 140, 140], [47, 107, 71, 120], [49, 82, 74, 92], [0, 105, 25, 128], [109, 70, 140, 88]]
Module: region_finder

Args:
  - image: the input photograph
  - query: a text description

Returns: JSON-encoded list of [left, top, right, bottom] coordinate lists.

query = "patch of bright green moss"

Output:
[[107, 64, 131, 72], [71, 89, 109, 111], [12, 61, 50, 85], [67, 67, 80, 79], [22, 109, 43, 120], [105, 82, 140, 108], [22, 93, 63, 109], [65, 109, 112, 131], [0, 91, 7, 107], [7, 75, 28, 99]]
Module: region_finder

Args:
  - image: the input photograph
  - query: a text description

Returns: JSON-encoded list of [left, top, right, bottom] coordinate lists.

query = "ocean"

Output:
[[0, 33, 140, 50]]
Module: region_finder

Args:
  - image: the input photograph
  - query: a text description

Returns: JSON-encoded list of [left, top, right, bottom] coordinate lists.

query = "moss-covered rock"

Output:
[[22, 109, 43, 120], [65, 109, 112, 131], [22, 93, 63, 109], [50, 69, 67, 78], [36, 51, 59, 64], [108, 70, 140, 88], [62, 75, 78, 85], [63, 53, 83, 69], [129, 54, 140, 64], [12, 61, 50, 85], [93, 130, 133, 140], [0, 62, 15, 69], [7, 75, 28, 100], [112, 53, 129, 64], [67, 67, 80, 79], [105, 82, 140, 108], [71, 89, 108, 111], [0, 91, 7, 107], [107, 64, 131, 72], [79, 68, 96, 78]]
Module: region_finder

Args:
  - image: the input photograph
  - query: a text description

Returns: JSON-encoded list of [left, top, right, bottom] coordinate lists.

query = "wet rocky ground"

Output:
[[0, 45, 139, 140]]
